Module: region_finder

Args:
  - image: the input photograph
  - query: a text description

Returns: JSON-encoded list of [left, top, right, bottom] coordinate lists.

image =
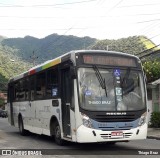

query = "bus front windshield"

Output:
[[78, 67, 146, 111]]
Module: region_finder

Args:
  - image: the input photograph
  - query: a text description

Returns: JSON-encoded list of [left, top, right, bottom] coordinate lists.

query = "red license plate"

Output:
[[111, 131, 123, 138]]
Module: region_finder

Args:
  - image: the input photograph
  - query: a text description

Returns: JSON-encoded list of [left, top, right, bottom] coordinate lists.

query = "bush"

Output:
[[143, 59, 160, 83], [150, 112, 160, 128], [0, 98, 5, 108]]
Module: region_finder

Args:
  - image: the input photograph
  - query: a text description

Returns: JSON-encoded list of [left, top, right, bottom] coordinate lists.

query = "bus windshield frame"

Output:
[[77, 66, 146, 112], [76, 52, 146, 112]]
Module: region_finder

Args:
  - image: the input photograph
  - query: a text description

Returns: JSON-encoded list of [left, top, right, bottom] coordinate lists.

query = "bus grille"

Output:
[[100, 132, 133, 139], [94, 114, 136, 122]]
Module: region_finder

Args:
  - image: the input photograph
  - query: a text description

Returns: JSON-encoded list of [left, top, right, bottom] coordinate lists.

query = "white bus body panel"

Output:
[[7, 103, 12, 125], [12, 99, 62, 136], [70, 109, 76, 141]]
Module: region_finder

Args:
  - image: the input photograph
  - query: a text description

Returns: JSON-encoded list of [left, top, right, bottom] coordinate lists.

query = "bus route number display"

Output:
[[83, 55, 137, 67]]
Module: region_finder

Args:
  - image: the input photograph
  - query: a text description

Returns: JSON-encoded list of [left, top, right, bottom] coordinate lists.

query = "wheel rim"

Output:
[[55, 126, 61, 139]]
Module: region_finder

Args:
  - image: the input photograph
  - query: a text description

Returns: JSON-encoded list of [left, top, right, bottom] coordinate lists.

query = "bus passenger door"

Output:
[[61, 67, 71, 137]]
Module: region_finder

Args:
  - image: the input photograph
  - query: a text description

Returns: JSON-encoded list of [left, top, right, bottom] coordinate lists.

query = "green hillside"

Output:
[[2, 34, 96, 64], [0, 43, 32, 91], [91, 35, 157, 56], [2, 35, 157, 65]]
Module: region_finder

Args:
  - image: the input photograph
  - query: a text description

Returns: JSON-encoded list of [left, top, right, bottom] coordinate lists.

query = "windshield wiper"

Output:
[[121, 68, 132, 94], [93, 65, 107, 97], [121, 68, 130, 85]]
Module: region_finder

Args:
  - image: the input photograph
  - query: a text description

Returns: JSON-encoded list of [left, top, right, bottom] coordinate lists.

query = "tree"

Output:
[[142, 59, 160, 83]]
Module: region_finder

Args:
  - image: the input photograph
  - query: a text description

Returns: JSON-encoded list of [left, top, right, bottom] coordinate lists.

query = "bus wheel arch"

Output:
[[50, 116, 58, 136], [18, 113, 28, 136], [50, 116, 64, 145]]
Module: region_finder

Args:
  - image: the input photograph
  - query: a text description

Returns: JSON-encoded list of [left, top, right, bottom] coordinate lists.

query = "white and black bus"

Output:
[[7, 50, 148, 145]]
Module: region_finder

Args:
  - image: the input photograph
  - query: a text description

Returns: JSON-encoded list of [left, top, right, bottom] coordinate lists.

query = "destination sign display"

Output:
[[83, 55, 137, 67]]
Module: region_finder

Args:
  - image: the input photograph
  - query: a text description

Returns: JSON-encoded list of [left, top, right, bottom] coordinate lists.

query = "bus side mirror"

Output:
[[70, 66, 77, 79]]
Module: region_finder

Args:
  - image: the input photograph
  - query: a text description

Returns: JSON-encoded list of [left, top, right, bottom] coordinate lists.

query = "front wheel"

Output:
[[54, 122, 64, 145]]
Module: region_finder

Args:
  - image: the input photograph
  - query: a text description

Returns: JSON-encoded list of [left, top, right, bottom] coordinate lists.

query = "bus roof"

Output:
[[9, 50, 140, 82]]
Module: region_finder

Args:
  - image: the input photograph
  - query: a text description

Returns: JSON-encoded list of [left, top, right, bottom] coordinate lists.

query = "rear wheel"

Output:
[[19, 116, 28, 136]]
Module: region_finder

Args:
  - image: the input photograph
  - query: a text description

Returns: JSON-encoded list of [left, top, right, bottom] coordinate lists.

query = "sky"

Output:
[[1, 0, 160, 45]]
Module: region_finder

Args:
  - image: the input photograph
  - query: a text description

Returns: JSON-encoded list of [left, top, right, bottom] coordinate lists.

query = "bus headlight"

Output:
[[138, 112, 147, 126], [81, 113, 92, 128]]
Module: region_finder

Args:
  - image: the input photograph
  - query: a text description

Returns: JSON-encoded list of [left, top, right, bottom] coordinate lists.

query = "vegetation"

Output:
[[143, 59, 160, 83], [0, 43, 32, 91], [150, 112, 160, 128], [2, 34, 96, 64], [2, 34, 157, 64], [0, 98, 5, 108], [91, 36, 150, 55]]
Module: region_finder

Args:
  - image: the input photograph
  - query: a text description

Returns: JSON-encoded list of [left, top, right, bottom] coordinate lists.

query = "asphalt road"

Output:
[[0, 118, 160, 158]]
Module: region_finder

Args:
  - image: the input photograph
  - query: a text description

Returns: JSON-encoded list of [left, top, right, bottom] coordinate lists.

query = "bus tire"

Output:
[[18, 116, 28, 136], [54, 122, 64, 145]]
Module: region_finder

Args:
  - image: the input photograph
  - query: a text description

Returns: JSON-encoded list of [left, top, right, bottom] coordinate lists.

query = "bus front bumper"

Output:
[[76, 124, 147, 143]]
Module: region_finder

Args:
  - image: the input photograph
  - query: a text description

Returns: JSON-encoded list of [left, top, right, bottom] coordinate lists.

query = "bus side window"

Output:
[[8, 84, 15, 102], [19, 80, 25, 101], [12, 84, 15, 101], [25, 78, 29, 100], [46, 68, 58, 98], [15, 82, 20, 101], [36, 72, 46, 99]]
